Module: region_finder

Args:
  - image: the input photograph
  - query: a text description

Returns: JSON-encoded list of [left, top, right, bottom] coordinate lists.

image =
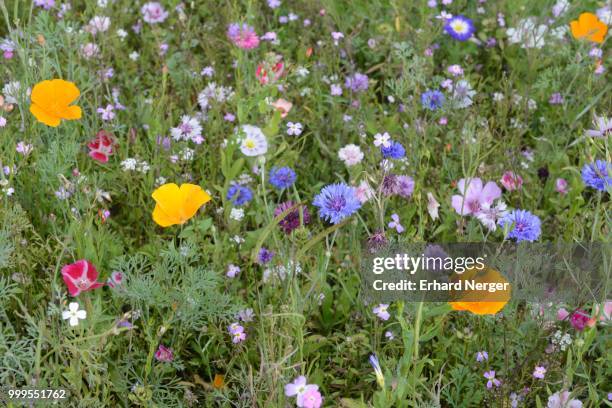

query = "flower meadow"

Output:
[[0, 0, 610, 406]]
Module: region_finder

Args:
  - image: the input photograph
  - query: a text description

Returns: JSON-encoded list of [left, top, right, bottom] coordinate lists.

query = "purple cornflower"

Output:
[[269, 166, 296, 190], [227, 183, 253, 206], [498, 209, 542, 242], [476, 351, 488, 362], [483, 370, 501, 388], [367, 231, 388, 253], [154, 345, 173, 362], [274, 201, 311, 234], [373, 304, 390, 321], [444, 15, 475, 41], [421, 89, 445, 110], [313, 183, 362, 224], [581, 160, 611, 192], [381, 141, 405, 159], [345, 73, 369, 92], [257, 247, 275, 265], [382, 174, 399, 196], [396, 175, 415, 198]]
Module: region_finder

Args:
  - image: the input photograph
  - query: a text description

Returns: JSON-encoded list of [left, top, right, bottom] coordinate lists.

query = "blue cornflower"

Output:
[[498, 209, 541, 242], [381, 141, 405, 159], [421, 89, 445, 111], [257, 247, 275, 265], [345, 73, 369, 93], [581, 160, 611, 192], [269, 166, 296, 190], [226, 183, 253, 206], [313, 183, 362, 224], [444, 15, 475, 41]]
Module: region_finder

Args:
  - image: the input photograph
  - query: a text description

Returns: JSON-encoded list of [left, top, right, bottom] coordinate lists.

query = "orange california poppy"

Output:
[[570, 12, 608, 44], [212, 374, 225, 389], [448, 265, 511, 315], [152, 183, 211, 227], [29, 79, 82, 127]]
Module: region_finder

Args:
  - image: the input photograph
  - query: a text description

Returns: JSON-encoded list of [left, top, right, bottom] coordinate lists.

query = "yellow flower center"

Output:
[[245, 139, 255, 149]]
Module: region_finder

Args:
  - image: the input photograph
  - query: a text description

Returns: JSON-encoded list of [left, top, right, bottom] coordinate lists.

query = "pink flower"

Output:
[[555, 178, 568, 194], [300, 387, 323, 408], [154, 345, 173, 362], [500, 171, 523, 191], [61, 260, 104, 297], [270, 98, 292, 118], [88, 130, 116, 163], [451, 178, 502, 216], [569, 309, 590, 331], [227, 23, 260, 49], [285, 376, 322, 408], [107, 271, 124, 288], [557, 307, 570, 321], [141, 2, 169, 24]]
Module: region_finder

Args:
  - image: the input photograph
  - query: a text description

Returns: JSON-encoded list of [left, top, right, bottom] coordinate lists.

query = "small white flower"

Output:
[[230, 207, 245, 221], [129, 51, 140, 61], [239, 125, 268, 156], [338, 144, 364, 166], [62, 302, 87, 326], [286, 122, 303, 136], [373, 132, 391, 148], [116, 29, 128, 39]]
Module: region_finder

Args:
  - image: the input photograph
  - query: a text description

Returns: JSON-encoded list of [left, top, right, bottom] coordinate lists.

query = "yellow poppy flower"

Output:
[[570, 12, 608, 44], [152, 183, 211, 227], [448, 265, 511, 316], [29, 79, 82, 127]]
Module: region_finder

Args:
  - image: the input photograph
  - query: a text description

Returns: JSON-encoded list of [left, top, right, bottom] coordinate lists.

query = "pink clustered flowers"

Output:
[[141, 2, 169, 24], [451, 177, 508, 231], [227, 23, 260, 49], [61, 260, 105, 297], [285, 376, 323, 408]]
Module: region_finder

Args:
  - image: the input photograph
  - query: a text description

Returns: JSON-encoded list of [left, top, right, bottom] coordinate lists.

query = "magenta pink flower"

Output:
[[500, 171, 523, 191], [569, 309, 590, 331], [227, 23, 260, 49], [451, 178, 501, 216], [61, 260, 104, 297], [88, 130, 116, 163], [154, 345, 173, 362]]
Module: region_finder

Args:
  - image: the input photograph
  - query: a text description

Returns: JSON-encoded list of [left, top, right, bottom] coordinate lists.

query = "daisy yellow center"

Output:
[[245, 139, 255, 149], [451, 21, 468, 34]]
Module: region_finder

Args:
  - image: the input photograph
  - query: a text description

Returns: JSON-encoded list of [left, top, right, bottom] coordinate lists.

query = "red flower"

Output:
[[88, 130, 116, 163], [256, 62, 284, 85], [61, 260, 104, 297]]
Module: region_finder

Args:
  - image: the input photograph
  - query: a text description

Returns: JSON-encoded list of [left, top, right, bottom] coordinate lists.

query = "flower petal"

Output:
[[29, 103, 61, 127], [179, 183, 211, 221], [152, 204, 181, 227]]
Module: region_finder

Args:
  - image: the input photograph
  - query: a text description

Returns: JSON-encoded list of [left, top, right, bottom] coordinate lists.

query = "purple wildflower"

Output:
[[313, 183, 362, 224]]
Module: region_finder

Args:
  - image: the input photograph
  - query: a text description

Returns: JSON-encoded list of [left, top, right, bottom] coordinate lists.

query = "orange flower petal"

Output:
[[152, 204, 182, 227], [152, 183, 210, 227], [61, 105, 82, 120], [179, 183, 211, 220], [30, 79, 81, 126], [29, 103, 61, 127]]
